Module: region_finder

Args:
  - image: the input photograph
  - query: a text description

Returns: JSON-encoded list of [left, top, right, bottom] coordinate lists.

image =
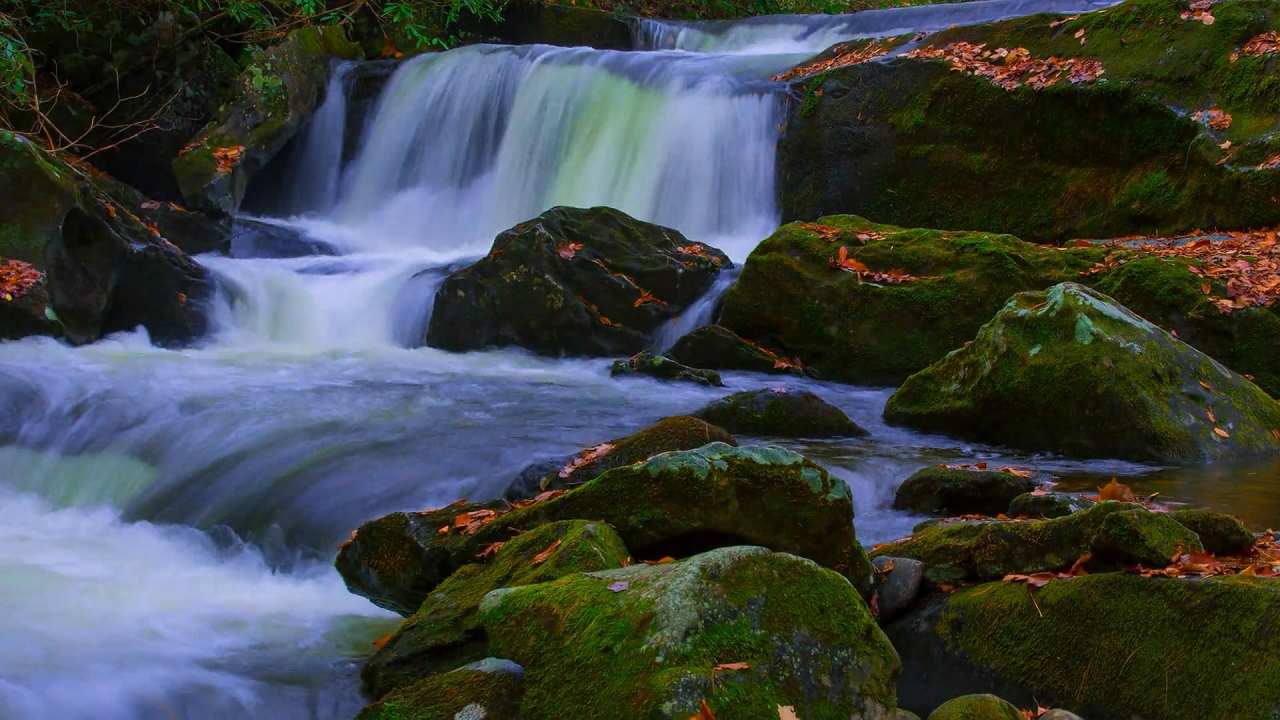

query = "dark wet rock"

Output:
[[0, 131, 211, 345], [1038, 711, 1085, 720], [426, 206, 731, 357], [893, 467, 1036, 517], [504, 415, 735, 502], [610, 352, 723, 386], [897, 712, 922, 720], [1169, 509, 1255, 556], [884, 283, 1280, 463], [873, 556, 924, 624], [927, 694, 1023, 720], [339, 443, 873, 614], [494, 4, 634, 49], [667, 324, 812, 377], [1007, 491, 1091, 520], [885, 573, 1280, 719], [172, 26, 362, 215], [479, 546, 900, 718], [228, 219, 338, 259], [693, 387, 866, 438], [363, 520, 628, 699], [356, 657, 524, 720], [871, 501, 1200, 587]]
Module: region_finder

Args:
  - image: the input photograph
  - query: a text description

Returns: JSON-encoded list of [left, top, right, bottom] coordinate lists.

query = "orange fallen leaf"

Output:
[[531, 539, 562, 565], [1097, 477, 1137, 502], [689, 699, 716, 720], [642, 556, 677, 565], [477, 541, 505, 559], [557, 443, 615, 481], [557, 240, 584, 259], [777, 706, 800, 720], [1207, 408, 1217, 423], [1200, 380, 1213, 390], [713, 662, 749, 671], [212, 146, 245, 174], [1214, 427, 1230, 438], [372, 632, 396, 649]]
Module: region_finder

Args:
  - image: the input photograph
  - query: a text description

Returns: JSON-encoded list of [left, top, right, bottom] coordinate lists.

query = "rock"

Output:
[[873, 556, 924, 624], [667, 325, 811, 377], [1007, 491, 1091, 520], [426, 206, 731, 357], [871, 501, 1200, 587], [778, 1, 1280, 243], [0, 131, 211, 345], [504, 415, 735, 501], [884, 283, 1280, 463], [1169, 509, 1255, 555], [897, 712, 922, 720], [610, 352, 723, 386], [479, 546, 901, 719], [1038, 711, 1085, 720], [494, 4, 634, 49], [355, 657, 524, 720], [339, 443, 873, 613], [172, 25, 362, 215], [893, 467, 1036, 517], [363, 520, 628, 698], [227, 218, 338, 258], [693, 387, 866, 438], [885, 573, 1280, 719], [927, 694, 1023, 720]]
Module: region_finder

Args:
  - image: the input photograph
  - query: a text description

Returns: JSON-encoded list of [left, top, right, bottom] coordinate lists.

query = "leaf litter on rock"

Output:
[[902, 42, 1104, 91]]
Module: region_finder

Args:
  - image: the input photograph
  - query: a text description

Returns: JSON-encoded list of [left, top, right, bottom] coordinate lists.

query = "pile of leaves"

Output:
[[1233, 30, 1280, 60], [1192, 107, 1233, 130], [1261, 153, 1280, 170], [771, 39, 892, 82], [936, 461, 1033, 478], [431, 490, 567, 540], [1180, 0, 1218, 25], [829, 245, 930, 285], [901, 42, 1105, 92], [0, 259, 41, 300], [212, 146, 245, 175], [675, 243, 725, 266], [740, 336, 805, 371], [1130, 531, 1280, 579], [1080, 230, 1280, 315]]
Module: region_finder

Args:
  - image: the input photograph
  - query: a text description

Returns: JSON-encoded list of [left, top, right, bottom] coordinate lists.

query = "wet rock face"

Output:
[[426, 206, 731, 357], [479, 546, 901, 719], [693, 387, 867, 438], [356, 657, 526, 720], [610, 352, 724, 386], [884, 283, 1280, 463], [667, 325, 812, 377]]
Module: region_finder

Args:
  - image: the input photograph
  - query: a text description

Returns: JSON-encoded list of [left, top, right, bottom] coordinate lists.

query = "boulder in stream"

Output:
[[356, 657, 524, 720], [609, 352, 723, 386], [426, 206, 731, 357], [893, 466, 1037, 517], [667, 324, 812, 377], [927, 694, 1023, 720], [693, 387, 867, 438], [884, 283, 1280, 463]]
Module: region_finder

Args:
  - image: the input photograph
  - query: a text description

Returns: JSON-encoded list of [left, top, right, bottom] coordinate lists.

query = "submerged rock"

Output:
[[667, 324, 811, 377], [693, 387, 866, 438], [610, 352, 723, 386], [927, 694, 1022, 720], [426, 206, 730, 357], [872, 501, 1200, 586], [884, 283, 1280, 463], [886, 573, 1280, 719], [479, 546, 901, 719], [893, 466, 1036, 517], [504, 415, 735, 501], [363, 520, 628, 699], [356, 657, 524, 720]]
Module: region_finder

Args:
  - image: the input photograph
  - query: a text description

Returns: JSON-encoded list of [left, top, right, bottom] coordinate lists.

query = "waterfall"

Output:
[[279, 62, 356, 216]]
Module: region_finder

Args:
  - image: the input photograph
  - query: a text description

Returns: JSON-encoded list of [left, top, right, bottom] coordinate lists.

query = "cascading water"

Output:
[[0, 2, 1157, 718]]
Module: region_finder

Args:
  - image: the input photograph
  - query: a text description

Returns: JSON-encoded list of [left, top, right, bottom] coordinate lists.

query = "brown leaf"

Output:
[[1214, 426, 1230, 438], [212, 146, 246, 174], [690, 699, 716, 720], [477, 541, 505, 559], [777, 706, 800, 720], [1206, 408, 1217, 423], [1097, 477, 1137, 502], [557, 240, 584, 259], [531, 539, 562, 565], [712, 662, 749, 671], [642, 556, 677, 565]]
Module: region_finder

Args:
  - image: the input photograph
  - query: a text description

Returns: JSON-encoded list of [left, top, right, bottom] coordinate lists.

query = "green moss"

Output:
[[357, 660, 523, 720], [936, 573, 1280, 718], [1170, 508, 1256, 554], [693, 389, 864, 439], [927, 694, 1022, 720]]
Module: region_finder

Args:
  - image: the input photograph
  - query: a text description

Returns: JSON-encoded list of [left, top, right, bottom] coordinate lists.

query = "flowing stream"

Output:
[[6, 0, 1249, 718]]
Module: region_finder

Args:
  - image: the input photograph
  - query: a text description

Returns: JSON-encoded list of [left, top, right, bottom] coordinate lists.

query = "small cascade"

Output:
[[279, 62, 357, 216], [652, 268, 740, 353]]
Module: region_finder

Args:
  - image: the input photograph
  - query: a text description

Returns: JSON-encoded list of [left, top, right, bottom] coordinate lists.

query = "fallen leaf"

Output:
[[713, 662, 749, 671], [557, 240, 584, 259], [1098, 477, 1137, 502], [1214, 427, 1230, 438], [1207, 408, 1217, 423], [372, 632, 396, 650], [777, 706, 800, 720], [690, 699, 716, 720], [1200, 380, 1213, 390], [477, 542, 505, 559], [212, 146, 245, 174], [531, 539, 562, 565], [642, 556, 677, 565]]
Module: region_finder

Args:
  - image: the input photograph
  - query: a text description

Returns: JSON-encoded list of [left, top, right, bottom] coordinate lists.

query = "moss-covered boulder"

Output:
[[667, 325, 811, 377], [427, 206, 731, 357], [1007, 491, 1090, 520], [172, 25, 362, 215], [884, 283, 1280, 463], [339, 443, 872, 614], [778, 0, 1280, 242], [0, 131, 211, 344], [927, 694, 1022, 720], [872, 501, 1201, 586], [693, 387, 866, 438], [363, 520, 629, 699], [356, 657, 524, 720], [479, 546, 901, 719], [893, 467, 1036, 517], [886, 573, 1280, 719], [610, 352, 723, 386], [504, 415, 736, 501], [1170, 508, 1256, 555]]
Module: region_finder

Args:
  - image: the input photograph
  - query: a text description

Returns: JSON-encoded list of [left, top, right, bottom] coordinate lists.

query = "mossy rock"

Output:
[[610, 352, 723, 386], [504, 415, 736, 501], [778, 0, 1280, 242], [363, 520, 629, 699], [427, 206, 731, 357], [893, 467, 1036, 517], [693, 388, 866, 438], [667, 325, 811, 377], [172, 25, 362, 214], [1170, 508, 1256, 555], [356, 657, 524, 720], [887, 573, 1280, 719], [884, 283, 1280, 463], [339, 443, 873, 613], [927, 694, 1022, 720], [871, 501, 1200, 586], [1007, 491, 1091, 520], [479, 546, 901, 719]]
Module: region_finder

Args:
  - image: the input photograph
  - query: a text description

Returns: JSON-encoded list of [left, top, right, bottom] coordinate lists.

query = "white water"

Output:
[[2, 1, 1146, 718]]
